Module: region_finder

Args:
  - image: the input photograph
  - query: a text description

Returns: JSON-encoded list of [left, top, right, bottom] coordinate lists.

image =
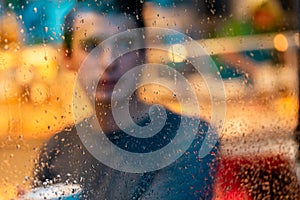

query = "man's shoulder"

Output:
[[165, 109, 210, 132], [41, 126, 81, 153]]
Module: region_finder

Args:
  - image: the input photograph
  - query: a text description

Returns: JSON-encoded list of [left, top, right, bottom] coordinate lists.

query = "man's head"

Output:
[[63, 0, 145, 103]]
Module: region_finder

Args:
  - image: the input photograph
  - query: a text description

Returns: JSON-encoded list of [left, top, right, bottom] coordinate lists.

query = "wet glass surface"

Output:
[[0, 0, 299, 199]]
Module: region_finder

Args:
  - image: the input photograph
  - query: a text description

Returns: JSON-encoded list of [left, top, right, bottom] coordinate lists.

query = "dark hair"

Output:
[[63, 0, 144, 56]]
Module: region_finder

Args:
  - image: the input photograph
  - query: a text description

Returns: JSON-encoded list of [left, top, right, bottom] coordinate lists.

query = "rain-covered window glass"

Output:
[[0, 0, 299, 199]]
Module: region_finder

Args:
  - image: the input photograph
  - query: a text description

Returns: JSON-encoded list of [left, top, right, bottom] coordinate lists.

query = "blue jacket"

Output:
[[34, 109, 218, 199]]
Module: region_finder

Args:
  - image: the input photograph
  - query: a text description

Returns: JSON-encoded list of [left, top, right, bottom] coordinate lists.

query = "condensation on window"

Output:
[[0, 0, 299, 199]]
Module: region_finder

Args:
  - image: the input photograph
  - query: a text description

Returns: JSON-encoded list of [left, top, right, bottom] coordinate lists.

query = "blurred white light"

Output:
[[168, 44, 187, 63]]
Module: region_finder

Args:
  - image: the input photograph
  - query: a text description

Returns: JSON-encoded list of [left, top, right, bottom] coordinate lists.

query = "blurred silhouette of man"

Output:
[[33, 1, 219, 199]]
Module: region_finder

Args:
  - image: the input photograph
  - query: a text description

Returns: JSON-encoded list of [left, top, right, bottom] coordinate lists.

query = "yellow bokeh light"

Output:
[[20, 46, 58, 83], [273, 33, 288, 52]]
